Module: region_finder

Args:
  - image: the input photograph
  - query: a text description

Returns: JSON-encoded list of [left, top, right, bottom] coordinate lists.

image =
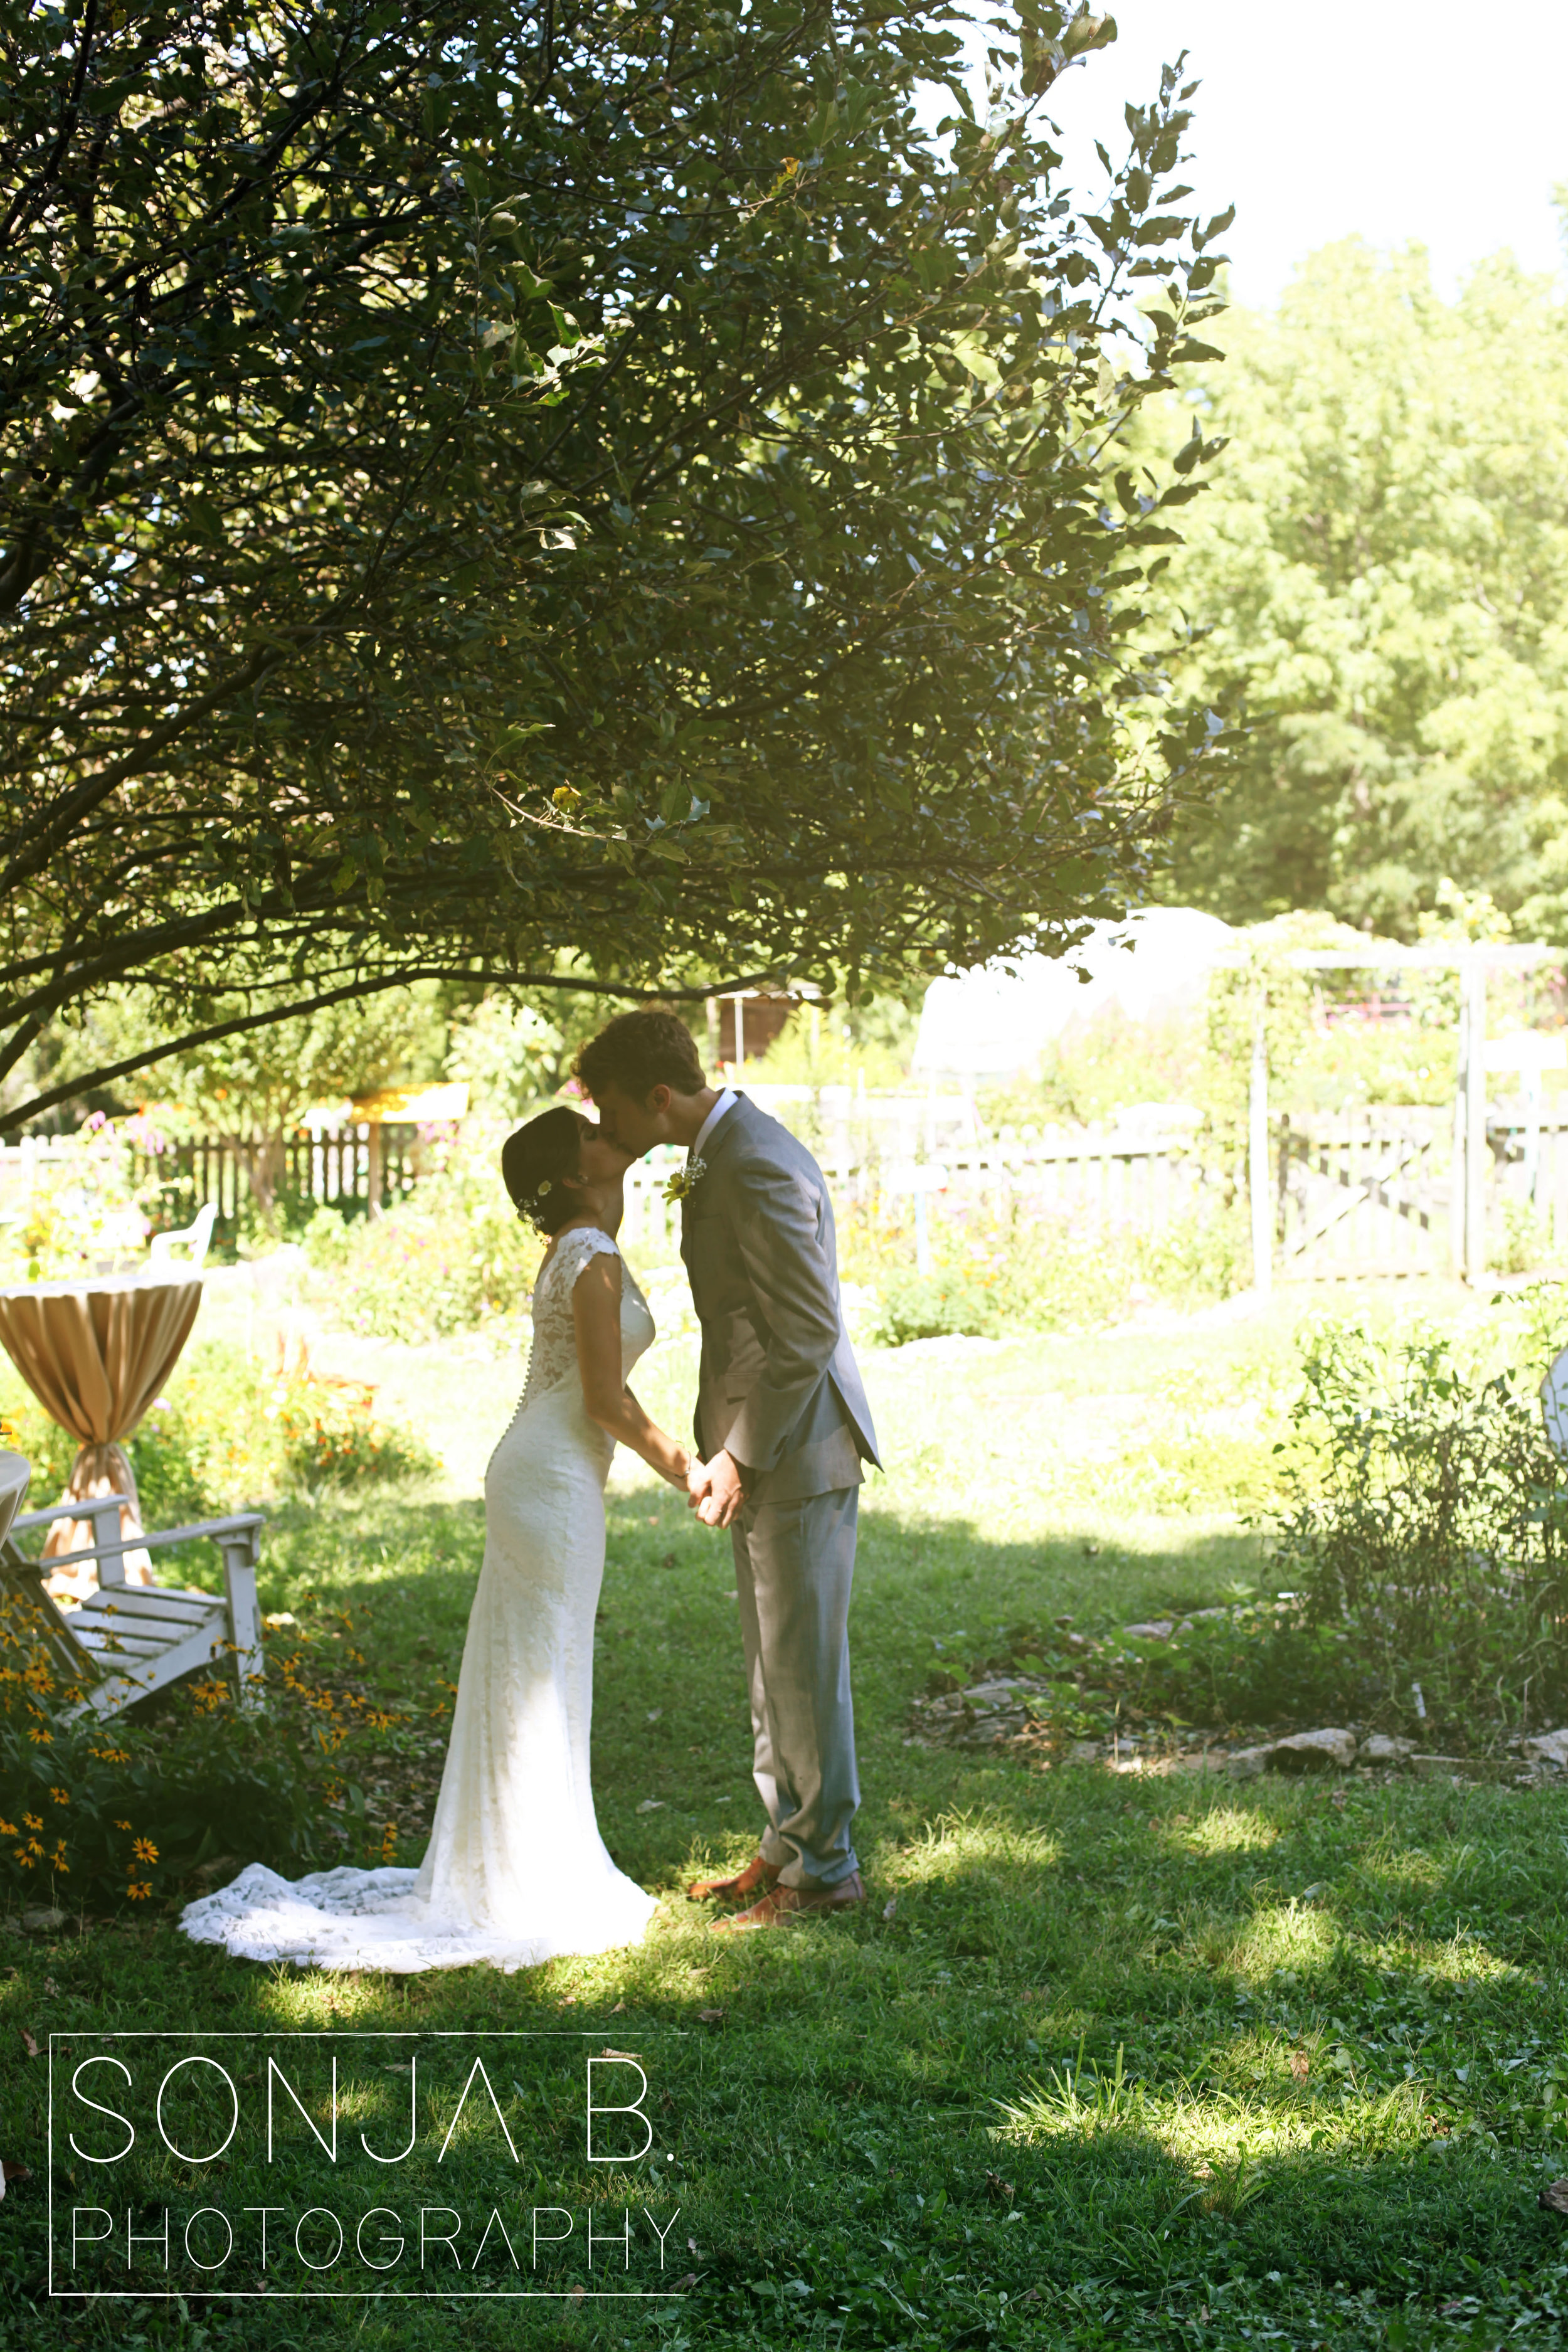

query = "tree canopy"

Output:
[[2, 0, 1229, 1129], [1155, 236, 1568, 940]]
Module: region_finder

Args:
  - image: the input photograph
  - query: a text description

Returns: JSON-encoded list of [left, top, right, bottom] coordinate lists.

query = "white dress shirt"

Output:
[[689, 1086, 737, 1170]]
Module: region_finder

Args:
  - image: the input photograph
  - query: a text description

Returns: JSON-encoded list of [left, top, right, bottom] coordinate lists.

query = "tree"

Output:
[[146, 984, 438, 1216], [1, 0, 1230, 1131], [443, 989, 571, 1112], [1153, 237, 1568, 938]]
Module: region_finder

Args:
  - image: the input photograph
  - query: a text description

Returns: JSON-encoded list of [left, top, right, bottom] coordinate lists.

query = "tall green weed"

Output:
[[1262, 1317, 1568, 1740]]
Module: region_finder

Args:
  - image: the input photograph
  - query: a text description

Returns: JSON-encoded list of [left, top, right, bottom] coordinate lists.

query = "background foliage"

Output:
[[1155, 236, 1568, 940], [0, 1335, 436, 1520], [300, 1117, 543, 1342], [1, 0, 1229, 1130]]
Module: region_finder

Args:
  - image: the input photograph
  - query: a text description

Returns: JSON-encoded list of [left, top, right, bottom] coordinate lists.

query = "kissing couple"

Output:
[[181, 1008, 881, 1971]]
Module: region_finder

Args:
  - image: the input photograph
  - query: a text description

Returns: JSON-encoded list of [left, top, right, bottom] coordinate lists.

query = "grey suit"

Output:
[[680, 1094, 880, 1888]]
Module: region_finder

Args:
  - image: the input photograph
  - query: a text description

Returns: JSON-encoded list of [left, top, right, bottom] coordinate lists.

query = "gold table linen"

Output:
[[0, 1272, 203, 1594]]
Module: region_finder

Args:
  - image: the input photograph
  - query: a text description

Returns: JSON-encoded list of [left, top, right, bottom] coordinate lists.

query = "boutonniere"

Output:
[[663, 1155, 706, 1205]]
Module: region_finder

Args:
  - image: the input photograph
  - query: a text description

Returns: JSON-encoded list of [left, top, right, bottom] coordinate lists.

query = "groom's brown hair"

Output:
[[576, 1008, 707, 1101]]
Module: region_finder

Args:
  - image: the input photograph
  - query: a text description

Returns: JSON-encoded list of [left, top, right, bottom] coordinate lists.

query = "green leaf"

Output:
[[1062, 12, 1118, 61]]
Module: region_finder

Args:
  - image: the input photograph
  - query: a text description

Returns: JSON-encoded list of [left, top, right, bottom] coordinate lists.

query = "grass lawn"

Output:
[[4, 1286, 1568, 2348]]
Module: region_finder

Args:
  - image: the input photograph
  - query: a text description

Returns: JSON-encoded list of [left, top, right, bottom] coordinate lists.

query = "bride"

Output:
[[179, 1106, 689, 1973]]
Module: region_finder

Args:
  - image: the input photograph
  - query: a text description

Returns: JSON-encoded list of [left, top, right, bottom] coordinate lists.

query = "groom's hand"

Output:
[[694, 1449, 744, 1530]]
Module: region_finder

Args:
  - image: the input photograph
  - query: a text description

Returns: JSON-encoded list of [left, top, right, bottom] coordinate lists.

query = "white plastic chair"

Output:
[[148, 1200, 218, 1269]]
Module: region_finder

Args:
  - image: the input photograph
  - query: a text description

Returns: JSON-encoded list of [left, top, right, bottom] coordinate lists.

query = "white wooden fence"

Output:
[[620, 1088, 1568, 1285], [1276, 1104, 1568, 1280], [0, 1123, 422, 1234], [7, 1079, 1567, 1287], [616, 1108, 1235, 1270]]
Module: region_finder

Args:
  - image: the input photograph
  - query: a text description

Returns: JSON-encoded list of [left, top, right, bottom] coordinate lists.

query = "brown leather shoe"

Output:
[[709, 1872, 867, 1933], [686, 1853, 781, 1904]]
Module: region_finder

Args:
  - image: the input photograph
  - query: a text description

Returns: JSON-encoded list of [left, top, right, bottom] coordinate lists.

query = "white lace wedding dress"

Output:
[[179, 1227, 660, 1973]]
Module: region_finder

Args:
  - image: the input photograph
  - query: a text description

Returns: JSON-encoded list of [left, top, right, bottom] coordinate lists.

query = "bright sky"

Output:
[[1032, 0, 1568, 308]]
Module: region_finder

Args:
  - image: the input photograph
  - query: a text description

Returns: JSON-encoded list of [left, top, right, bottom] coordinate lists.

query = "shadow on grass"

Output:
[[8, 1486, 1564, 2344]]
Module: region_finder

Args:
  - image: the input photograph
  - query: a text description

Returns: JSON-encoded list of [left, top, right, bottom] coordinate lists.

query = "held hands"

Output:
[[686, 1449, 744, 1530]]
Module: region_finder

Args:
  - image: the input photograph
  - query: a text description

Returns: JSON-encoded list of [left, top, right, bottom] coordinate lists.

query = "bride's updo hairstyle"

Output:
[[502, 1106, 586, 1236]]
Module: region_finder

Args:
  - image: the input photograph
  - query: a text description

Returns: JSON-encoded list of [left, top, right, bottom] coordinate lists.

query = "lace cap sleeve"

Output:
[[544, 1227, 620, 1292]]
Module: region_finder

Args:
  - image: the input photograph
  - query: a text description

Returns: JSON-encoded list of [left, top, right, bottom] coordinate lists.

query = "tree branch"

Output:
[[0, 644, 287, 902], [0, 960, 781, 1133]]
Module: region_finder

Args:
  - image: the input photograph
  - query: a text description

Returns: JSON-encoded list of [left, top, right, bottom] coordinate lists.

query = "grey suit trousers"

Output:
[[730, 1485, 861, 1889]]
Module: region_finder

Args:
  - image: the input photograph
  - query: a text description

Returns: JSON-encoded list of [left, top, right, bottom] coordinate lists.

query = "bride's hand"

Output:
[[694, 1449, 744, 1529], [686, 1456, 711, 1510]]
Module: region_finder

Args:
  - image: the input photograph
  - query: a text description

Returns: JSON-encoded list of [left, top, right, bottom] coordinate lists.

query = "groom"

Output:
[[576, 1009, 880, 1931]]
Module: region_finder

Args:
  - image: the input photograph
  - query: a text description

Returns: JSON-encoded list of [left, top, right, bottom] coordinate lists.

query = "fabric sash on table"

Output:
[[0, 1275, 203, 1591]]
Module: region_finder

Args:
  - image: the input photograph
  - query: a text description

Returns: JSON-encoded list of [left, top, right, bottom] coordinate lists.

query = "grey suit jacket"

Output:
[[679, 1094, 880, 1505]]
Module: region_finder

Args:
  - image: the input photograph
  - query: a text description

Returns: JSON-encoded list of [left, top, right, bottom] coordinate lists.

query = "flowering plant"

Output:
[[0, 1597, 363, 1910], [0, 1111, 166, 1281]]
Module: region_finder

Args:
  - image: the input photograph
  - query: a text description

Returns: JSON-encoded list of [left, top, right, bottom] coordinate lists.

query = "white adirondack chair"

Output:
[[0, 1452, 28, 1550], [0, 1452, 265, 1721]]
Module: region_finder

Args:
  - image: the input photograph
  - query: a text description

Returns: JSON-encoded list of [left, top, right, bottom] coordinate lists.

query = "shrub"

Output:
[[0, 1111, 162, 1281], [301, 1118, 541, 1342], [1261, 1318, 1568, 1742], [0, 1693, 330, 1914], [0, 1338, 435, 1524], [860, 1197, 1248, 1346], [0, 1572, 427, 1914], [270, 1377, 437, 1491], [1492, 1198, 1552, 1276], [872, 1267, 1001, 1344], [998, 1313, 1568, 1744]]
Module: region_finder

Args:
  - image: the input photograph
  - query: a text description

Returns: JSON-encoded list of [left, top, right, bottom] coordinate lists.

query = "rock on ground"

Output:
[[1359, 1734, 1415, 1765], [1270, 1729, 1358, 1772]]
